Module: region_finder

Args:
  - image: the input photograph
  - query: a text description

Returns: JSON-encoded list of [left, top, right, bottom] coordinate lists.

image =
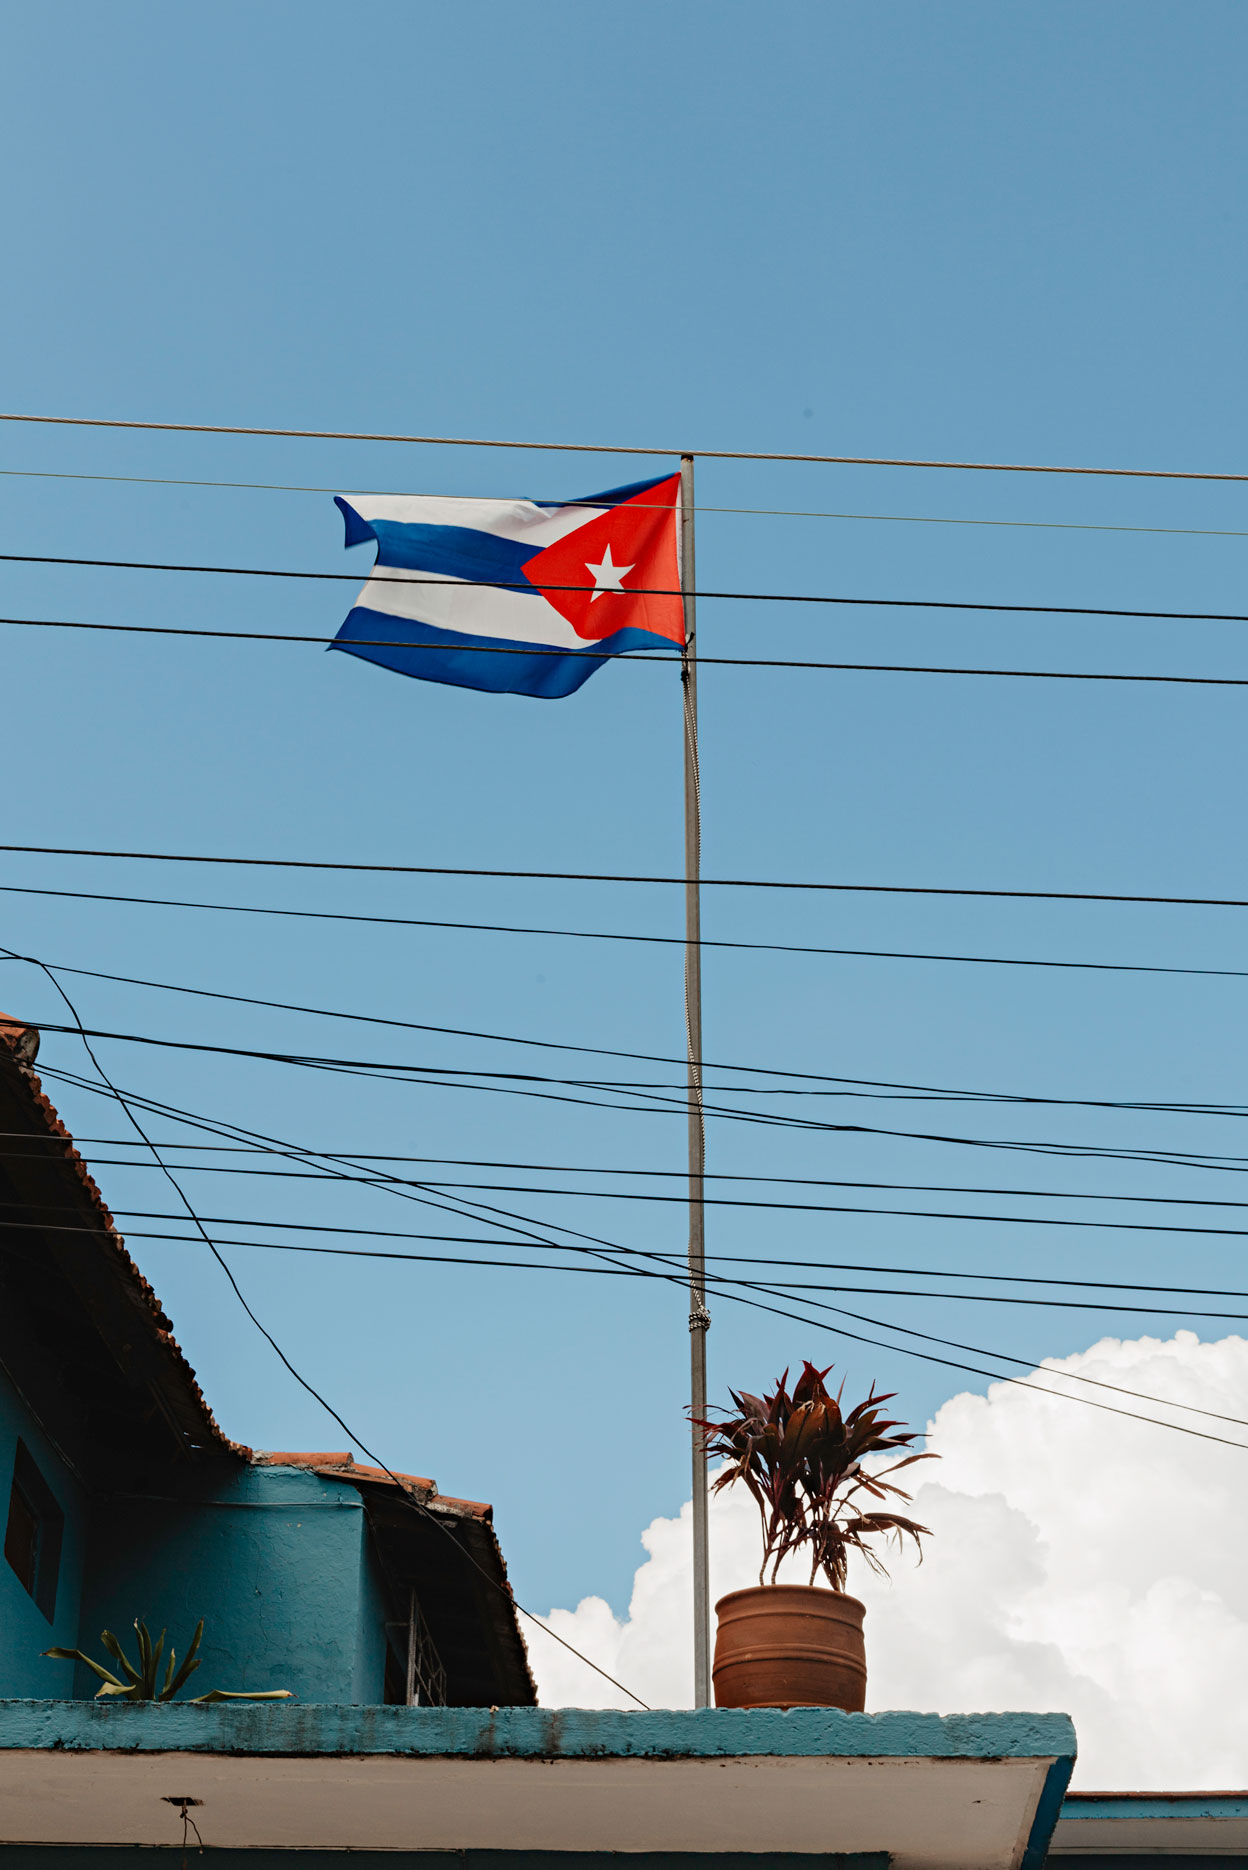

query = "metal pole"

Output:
[[680, 452, 712, 1709]]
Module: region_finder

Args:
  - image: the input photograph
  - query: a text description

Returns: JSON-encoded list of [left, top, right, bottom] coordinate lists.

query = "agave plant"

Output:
[[44, 1618, 292, 1703], [697, 1360, 937, 1590]]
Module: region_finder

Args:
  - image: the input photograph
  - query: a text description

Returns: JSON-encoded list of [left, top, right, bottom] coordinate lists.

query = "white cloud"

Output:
[[526, 1331, 1248, 1788]]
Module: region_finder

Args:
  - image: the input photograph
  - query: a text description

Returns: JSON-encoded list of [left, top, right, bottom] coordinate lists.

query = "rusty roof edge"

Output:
[[0, 1017, 251, 1462], [253, 1452, 498, 1522]]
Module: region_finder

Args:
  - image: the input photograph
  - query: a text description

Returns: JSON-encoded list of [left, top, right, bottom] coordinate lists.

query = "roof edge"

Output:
[[0, 1702, 1078, 1758], [0, 1017, 249, 1461], [253, 1451, 493, 1519]]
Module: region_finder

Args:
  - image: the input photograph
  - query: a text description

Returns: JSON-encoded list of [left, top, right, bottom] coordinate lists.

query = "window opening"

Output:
[[384, 1587, 447, 1706], [4, 1439, 64, 1619]]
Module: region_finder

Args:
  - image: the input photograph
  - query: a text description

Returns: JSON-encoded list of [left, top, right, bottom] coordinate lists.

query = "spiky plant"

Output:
[[697, 1360, 937, 1590], [44, 1618, 292, 1703]]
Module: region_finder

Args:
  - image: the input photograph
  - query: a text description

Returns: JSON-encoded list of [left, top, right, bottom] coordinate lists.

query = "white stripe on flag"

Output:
[[342, 492, 607, 550], [354, 563, 592, 648]]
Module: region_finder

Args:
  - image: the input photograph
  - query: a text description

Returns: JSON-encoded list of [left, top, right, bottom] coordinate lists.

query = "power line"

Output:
[[34, 1057, 1248, 1442], [18, 1195, 1248, 1439], [69, 1202, 1248, 1298], [13, 610, 1248, 693], [30, 1142, 1248, 1214], [4, 880, 1244, 983], [21, 1153, 1248, 1237], [25, 1123, 1248, 1217], [32, 1057, 1248, 1441], [21, 955, 1248, 1113], [5, 841, 1248, 910], [7, 464, 1248, 543], [5, 409, 1248, 481], [8, 1215, 1248, 1322], [21, 1017, 1248, 1174], [31, 1049, 1248, 1442], [9, 956, 648, 1709], [712, 1280, 1248, 1450], [21, 1017, 1248, 1129], [24, 980, 1247, 1458], [15, 550, 1248, 634], [5, 464, 1248, 540]]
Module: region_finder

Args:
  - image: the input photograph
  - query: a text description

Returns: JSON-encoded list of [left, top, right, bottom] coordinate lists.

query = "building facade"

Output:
[[0, 1014, 532, 1708], [2, 1012, 1239, 1868]]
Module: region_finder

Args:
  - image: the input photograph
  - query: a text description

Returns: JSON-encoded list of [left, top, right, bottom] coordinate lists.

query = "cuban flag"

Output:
[[330, 471, 685, 700]]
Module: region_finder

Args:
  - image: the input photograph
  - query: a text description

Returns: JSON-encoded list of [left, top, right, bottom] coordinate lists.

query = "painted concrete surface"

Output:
[[0, 1365, 90, 1697], [76, 1465, 386, 1705], [4, 1455, 391, 1706], [1049, 1792, 1248, 1856], [0, 1705, 1074, 1870], [0, 1747, 1060, 1870], [0, 1701, 1077, 1758]]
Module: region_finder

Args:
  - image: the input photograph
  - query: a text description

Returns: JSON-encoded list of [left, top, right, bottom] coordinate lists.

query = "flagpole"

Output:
[[680, 452, 712, 1710]]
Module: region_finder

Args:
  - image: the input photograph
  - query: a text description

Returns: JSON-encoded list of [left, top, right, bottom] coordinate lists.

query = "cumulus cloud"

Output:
[[526, 1332, 1248, 1787]]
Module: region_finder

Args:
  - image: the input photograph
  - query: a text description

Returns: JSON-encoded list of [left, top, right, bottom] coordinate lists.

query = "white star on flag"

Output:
[[584, 542, 635, 601]]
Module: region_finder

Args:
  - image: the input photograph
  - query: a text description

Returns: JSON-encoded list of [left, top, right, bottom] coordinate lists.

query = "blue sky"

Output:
[[3, 0, 1248, 1678]]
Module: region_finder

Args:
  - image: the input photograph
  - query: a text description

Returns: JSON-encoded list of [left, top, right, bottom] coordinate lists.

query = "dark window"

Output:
[[4, 1440, 63, 1619], [383, 1639, 406, 1705]]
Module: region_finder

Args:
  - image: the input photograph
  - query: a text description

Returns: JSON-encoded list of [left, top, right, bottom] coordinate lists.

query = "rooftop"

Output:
[[0, 1014, 534, 1705], [0, 1703, 1076, 1870]]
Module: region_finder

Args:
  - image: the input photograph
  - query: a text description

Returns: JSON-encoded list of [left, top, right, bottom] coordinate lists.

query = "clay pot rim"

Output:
[[714, 1584, 865, 1614]]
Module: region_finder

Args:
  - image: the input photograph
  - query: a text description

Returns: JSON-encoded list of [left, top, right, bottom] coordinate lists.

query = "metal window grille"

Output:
[[387, 1588, 447, 1706]]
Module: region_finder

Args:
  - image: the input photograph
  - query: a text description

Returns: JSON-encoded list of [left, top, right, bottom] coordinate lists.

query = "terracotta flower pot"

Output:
[[712, 1583, 867, 1710]]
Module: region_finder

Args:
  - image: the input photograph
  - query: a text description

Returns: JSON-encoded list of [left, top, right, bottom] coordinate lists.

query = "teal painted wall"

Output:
[[0, 1363, 90, 1698], [76, 1466, 386, 1704], [1, 1410, 395, 1706]]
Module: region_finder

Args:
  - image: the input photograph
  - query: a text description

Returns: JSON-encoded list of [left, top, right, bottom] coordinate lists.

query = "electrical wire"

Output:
[[14, 609, 1248, 692], [16, 972, 1243, 1456], [709, 1279, 1248, 1449], [5, 408, 1248, 481], [41, 1198, 1248, 1301], [19, 956, 1248, 1113], [21, 1024, 1248, 1136], [15, 549, 1248, 634], [34, 1142, 1248, 1218], [22, 1019, 1248, 1176], [5, 464, 1248, 540], [31, 1056, 1248, 1440], [19, 1148, 1248, 1239], [5, 879, 1245, 982], [0, 952, 649, 1710], [17, 1191, 1248, 1444], [27, 1133, 1248, 1213], [7, 1214, 1248, 1322], [6, 840, 1248, 910]]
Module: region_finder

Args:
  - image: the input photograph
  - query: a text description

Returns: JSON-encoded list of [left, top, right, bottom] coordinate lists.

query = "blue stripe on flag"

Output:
[[532, 472, 676, 510], [335, 499, 540, 587], [330, 606, 670, 700]]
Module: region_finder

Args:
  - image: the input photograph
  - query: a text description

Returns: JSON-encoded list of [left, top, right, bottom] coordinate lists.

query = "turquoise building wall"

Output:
[[72, 1466, 389, 1705], [3, 1427, 390, 1705], [0, 1363, 90, 1697]]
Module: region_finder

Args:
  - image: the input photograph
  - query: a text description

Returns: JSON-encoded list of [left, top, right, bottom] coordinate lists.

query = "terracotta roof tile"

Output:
[[253, 1450, 491, 1517], [257, 1450, 356, 1468]]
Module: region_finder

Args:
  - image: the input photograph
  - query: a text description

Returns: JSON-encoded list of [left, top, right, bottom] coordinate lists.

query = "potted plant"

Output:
[[697, 1361, 935, 1710]]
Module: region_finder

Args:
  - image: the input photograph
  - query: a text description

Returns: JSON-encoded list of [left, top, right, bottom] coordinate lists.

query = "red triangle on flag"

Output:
[[521, 473, 685, 644]]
